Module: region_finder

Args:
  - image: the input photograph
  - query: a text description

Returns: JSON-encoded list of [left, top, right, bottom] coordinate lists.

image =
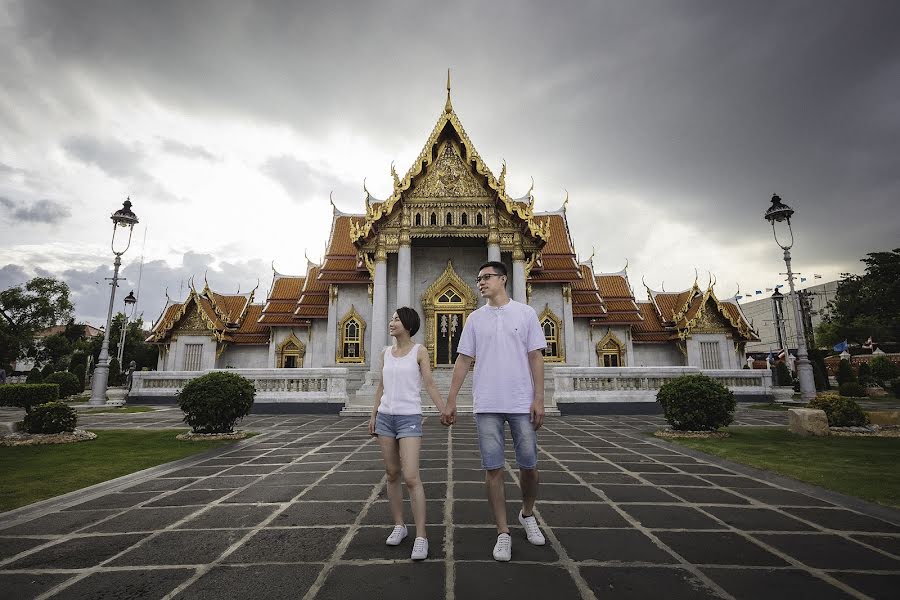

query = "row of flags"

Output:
[[735, 274, 822, 301], [833, 337, 876, 352]]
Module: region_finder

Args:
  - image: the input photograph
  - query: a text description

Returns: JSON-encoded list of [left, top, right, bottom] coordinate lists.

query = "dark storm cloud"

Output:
[[0, 196, 71, 224], [0, 264, 29, 291], [6, 1, 900, 284]]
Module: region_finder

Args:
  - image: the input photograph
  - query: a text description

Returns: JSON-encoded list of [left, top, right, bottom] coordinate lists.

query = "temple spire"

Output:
[[445, 68, 452, 113]]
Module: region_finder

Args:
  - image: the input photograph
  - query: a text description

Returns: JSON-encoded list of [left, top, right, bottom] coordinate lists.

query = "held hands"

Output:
[[440, 398, 457, 427]]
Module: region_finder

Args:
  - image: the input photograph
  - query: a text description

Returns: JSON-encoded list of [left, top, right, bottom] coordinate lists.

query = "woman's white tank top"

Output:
[[378, 344, 422, 415]]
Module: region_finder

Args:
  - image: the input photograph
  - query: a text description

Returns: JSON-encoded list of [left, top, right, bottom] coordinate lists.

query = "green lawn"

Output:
[[0, 430, 243, 512], [668, 427, 900, 508]]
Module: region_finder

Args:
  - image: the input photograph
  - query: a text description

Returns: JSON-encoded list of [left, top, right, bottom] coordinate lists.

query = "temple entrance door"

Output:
[[435, 311, 464, 365]]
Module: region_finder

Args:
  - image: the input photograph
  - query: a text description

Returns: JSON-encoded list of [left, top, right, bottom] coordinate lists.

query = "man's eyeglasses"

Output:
[[475, 273, 504, 283]]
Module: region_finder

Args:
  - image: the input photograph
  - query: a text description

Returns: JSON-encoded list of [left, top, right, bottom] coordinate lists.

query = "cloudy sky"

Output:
[[1, 0, 898, 327]]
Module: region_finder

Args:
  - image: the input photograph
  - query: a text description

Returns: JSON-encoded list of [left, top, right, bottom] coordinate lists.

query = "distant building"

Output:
[[741, 280, 839, 355], [13, 323, 103, 372]]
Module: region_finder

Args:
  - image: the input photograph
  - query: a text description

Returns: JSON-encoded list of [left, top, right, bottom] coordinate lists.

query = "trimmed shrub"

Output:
[[774, 362, 792, 386], [44, 371, 81, 399], [838, 381, 867, 398], [656, 374, 736, 432], [23, 401, 78, 434], [40, 364, 55, 380], [107, 358, 125, 386], [808, 393, 869, 427], [836, 359, 855, 385], [856, 362, 873, 387], [869, 356, 899, 386], [0, 384, 60, 412], [178, 371, 255, 434], [26, 367, 43, 384]]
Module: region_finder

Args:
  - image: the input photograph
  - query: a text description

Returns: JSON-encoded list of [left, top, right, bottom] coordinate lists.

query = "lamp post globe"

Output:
[[764, 194, 816, 402], [89, 199, 139, 406]]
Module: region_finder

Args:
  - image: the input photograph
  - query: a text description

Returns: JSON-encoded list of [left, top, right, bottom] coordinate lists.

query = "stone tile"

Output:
[[561, 461, 624, 472], [316, 564, 444, 600], [663, 486, 751, 505], [256, 471, 323, 487], [557, 528, 677, 563], [335, 458, 384, 471], [162, 466, 226, 478], [456, 563, 579, 600], [377, 482, 447, 499], [615, 462, 678, 474], [701, 507, 816, 532], [453, 500, 517, 525], [702, 568, 854, 600], [5, 534, 145, 569], [782, 507, 900, 533], [537, 503, 631, 528], [320, 470, 385, 485], [579, 472, 642, 485], [177, 505, 278, 529], [756, 533, 900, 570], [302, 485, 374, 501], [271, 501, 367, 526], [655, 531, 789, 566], [62, 492, 160, 511], [83, 506, 198, 533], [641, 473, 712, 487], [620, 505, 723, 530], [183, 475, 261, 490], [453, 467, 486, 481], [342, 526, 445, 560], [830, 572, 900, 599], [533, 470, 580, 484], [0, 536, 50, 561], [579, 566, 721, 599], [675, 463, 736, 475], [362, 500, 445, 526], [121, 478, 190, 493], [599, 485, 678, 503], [0, 573, 73, 598], [537, 483, 603, 502], [219, 464, 284, 476], [144, 488, 233, 507], [453, 481, 518, 500], [453, 527, 559, 562], [700, 474, 777, 488], [223, 527, 347, 563], [175, 564, 322, 599], [280, 462, 332, 473], [221, 486, 298, 503], [738, 487, 834, 507], [850, 534, 900, 556], [110, 529, 246, 566], [50, 568, 192, 600]]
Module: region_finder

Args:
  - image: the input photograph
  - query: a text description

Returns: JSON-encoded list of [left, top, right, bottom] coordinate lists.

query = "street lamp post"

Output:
[[764, 194, 816, 401], [89, 199, 139, 406], [116, 290, 138, 366]]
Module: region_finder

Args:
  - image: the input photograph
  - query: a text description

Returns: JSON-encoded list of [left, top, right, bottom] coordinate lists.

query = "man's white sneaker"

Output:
[[411, 537, 428, 560], [492, 532, 512, 561], [386, 524, 408, 546], [518, 511, 546, 546]]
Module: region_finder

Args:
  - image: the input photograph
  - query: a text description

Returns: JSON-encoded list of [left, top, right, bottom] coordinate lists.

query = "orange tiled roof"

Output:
[[259, 275, 308, 327], [319, 215, 371, 284], [270, 276, 305, 300], [651, 290, 694, 323], [593, 273, 643, 324], [230, 304, 268, 344], [529, 214, 580, 282], [632, 302, 671, 342], [570, 264, 606, 317], [146, 287, 262, 345], [295, 265, 329, 319]]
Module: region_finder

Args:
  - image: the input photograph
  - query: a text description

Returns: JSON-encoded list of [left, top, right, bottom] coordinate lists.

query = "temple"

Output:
[[142, 79, 761, 412]]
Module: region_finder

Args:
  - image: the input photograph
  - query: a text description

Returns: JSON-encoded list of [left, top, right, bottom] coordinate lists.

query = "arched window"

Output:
[[461, 212, 468, 225], [415, 213, 422, 227], [430, 212, 437, 226], [446, 212, 453, 225], [276, 333, 306, 368], [596, 333, 625, 367], [476, 212, 484, 226], [538, 305, 564, 362], [337, 306, 366, 363]]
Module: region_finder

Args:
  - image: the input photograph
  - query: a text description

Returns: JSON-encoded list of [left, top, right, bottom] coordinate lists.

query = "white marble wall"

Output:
[[633, 343, 684, 367], [219, 345, 269, 368], [332, 284, 371, 365], [167, 335, 218, 371]]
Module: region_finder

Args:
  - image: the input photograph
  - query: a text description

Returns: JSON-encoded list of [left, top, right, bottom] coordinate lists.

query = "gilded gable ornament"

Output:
[[693, 304, 730, 333], [410, 143, 489, 198], [175, 304, 211, 334]]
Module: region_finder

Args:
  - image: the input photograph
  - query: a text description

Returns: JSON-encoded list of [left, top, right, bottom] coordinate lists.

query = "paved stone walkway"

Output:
[[1, 409, 898, 599]]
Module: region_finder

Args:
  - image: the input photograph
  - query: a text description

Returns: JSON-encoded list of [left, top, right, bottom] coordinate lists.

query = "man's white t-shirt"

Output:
[[456, 299, 546, 414]]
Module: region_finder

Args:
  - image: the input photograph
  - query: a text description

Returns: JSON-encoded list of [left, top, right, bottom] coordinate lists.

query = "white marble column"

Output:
[[512, 239, 526, 303], [562, 284, 575, 363], [397, 243, 411, 308], [325, 285, 337, 365], [370, 248, 388, 371], [487, 243, 500, 263]]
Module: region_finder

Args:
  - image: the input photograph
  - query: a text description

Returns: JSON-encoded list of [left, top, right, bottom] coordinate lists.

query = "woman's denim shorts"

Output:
[[375, 412, 423, 439]]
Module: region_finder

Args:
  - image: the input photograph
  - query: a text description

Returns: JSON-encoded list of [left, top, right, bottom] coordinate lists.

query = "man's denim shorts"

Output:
[[474, 413, 537, 470], [375, 412, 423, 439]]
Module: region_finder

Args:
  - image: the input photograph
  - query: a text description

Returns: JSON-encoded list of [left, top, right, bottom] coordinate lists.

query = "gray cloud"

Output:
[[3, 1, 899, 291], [159, 138, 218, 161], [0, 196, 71, 224]]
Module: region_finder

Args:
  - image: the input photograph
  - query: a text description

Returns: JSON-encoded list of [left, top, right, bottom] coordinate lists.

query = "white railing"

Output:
[[554, 367, 772, 404], [130, 368, 349, 405]]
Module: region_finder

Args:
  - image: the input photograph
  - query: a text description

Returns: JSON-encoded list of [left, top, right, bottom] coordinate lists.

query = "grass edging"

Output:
[[0, 429, 267, 523], [639, 427, 900, 524]]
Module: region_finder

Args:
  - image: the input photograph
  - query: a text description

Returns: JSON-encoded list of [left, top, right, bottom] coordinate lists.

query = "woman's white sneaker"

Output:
[[518, 511, 546, 545], [492, 532, 512, 561], [386, 524, 408, 546], [411, 537, 428, 560]]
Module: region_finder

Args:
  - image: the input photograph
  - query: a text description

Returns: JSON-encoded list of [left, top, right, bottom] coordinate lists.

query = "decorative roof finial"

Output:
[[390, 161, 400, 188], [445, 68, 452, 113], [562, 189, 569, 211], [588, 245, 596, 262], [329, 191, 337, 213]]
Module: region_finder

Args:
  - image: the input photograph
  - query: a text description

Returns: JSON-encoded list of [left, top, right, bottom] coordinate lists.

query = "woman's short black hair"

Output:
[[395, 306, 420, 337]]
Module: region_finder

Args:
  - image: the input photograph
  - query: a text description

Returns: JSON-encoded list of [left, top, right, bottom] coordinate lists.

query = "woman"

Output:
[[369, 306, 445, 561]]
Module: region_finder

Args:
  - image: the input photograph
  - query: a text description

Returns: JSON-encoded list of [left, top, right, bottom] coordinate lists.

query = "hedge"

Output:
[[0, 384, 60, 413]]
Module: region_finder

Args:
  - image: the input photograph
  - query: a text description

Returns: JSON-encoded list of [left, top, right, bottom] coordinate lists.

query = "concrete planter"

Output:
[[773, 386, 795, 403], [105, 387, 128, 406]]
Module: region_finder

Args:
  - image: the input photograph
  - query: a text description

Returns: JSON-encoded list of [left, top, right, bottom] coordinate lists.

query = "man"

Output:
[[441, 261, 547, 562]]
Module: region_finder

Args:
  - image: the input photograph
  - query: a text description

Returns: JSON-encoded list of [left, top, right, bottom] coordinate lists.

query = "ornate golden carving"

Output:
[[421, 260, 478, 367], [336, 305, 366, 363], [538, 304, 565, 362], [410, 142, 490, 198], [561, 284, 572, 302], [596, 331, 625, 366], [276, 332, 307, 368]]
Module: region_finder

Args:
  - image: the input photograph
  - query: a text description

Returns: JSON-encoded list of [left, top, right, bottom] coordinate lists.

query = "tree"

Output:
[[0, 277, 73, 368], [36, 333, 73, 369], [90, 312, 158, 370], [819, 248, 900, 347]]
